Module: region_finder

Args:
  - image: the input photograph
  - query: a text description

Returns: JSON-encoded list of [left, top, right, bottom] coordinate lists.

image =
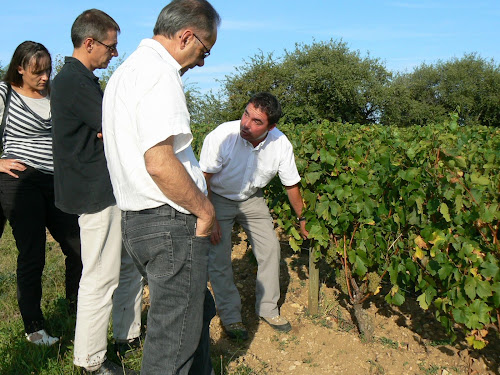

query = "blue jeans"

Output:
[[122, 205, 210, 375]]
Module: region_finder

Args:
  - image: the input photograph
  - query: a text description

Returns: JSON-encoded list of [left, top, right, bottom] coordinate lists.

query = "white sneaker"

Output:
[[25, 329, 59, 346]]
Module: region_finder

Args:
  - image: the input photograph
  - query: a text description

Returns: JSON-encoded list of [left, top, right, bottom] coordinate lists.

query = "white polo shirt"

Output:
[[199, 120, 301, 201], [102, 38, 207, 213]]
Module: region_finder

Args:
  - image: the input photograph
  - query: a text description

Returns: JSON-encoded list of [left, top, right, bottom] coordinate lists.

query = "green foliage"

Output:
[[52, 54, 65, 77], [382, 54, 500, 127], [199, 40, 390, 126], [190, 43, 499, 128], [254, 116, 500, 348], [278, 40, 389, 124], [187, 88, 229, 128]]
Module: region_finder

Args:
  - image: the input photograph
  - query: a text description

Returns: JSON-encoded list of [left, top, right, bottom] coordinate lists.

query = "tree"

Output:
[[438, 53, 500, 126], [194, 40, 391, 126], [381, 66, 448, 127], [278, 40, 389, 124], [381, 54, 500, 127]]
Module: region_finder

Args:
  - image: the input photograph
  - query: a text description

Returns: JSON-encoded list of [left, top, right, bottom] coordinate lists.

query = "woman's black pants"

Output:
[[0, 166, 82, 334]]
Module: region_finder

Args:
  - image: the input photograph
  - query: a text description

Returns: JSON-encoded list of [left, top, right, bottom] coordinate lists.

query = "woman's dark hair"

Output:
[[248, 92, 282, 125], [3, 41, 52, 88]]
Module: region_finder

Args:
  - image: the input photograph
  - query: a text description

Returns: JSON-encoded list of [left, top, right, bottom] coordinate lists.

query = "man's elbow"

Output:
[[145, 159, 164, 179]]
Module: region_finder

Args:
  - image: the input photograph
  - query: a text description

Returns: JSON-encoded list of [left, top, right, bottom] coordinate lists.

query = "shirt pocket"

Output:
[[252, 167, 277, 188]]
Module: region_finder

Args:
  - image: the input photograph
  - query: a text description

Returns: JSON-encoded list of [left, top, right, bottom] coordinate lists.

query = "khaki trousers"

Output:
[[73, 204, 143, 370], [208, 191, 281, 326]]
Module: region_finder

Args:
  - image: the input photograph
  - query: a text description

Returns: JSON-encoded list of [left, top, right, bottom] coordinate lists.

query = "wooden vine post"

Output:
[[308, 245, 319, 315]]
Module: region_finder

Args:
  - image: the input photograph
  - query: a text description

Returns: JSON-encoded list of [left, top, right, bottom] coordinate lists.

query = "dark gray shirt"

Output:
[[51, 56, 115, 214]]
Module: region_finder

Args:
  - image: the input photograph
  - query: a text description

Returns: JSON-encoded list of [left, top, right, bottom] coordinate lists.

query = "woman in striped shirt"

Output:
[[0, 41, 82, 346]]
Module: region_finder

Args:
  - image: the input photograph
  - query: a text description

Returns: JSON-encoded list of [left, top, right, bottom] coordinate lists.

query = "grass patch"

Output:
[[378, 336, 399, 350]]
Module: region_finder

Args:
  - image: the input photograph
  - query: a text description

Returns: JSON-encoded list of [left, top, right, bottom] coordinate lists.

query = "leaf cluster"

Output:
[[246, 117, 500, 348]]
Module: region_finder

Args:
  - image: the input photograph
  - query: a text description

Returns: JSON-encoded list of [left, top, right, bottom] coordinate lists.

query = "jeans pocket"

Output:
[[192, 235, 210, 252], [128, 231, 175, 278], [191, 236, 210, 265]]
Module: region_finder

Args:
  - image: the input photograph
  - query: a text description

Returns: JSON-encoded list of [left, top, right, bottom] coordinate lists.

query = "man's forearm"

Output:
[[286, 184, 309, 238], [285, 184, 305, 217], [145, 139, 214, 221]]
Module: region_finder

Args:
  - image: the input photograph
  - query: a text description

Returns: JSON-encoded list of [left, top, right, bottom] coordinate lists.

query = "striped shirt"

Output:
[[0, 81, 53, 173]]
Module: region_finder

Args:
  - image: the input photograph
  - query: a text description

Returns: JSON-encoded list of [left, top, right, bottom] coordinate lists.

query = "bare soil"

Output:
[[207, 230, 500, 375]]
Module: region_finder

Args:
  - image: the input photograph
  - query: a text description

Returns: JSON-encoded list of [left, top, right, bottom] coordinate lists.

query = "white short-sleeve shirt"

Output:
[[199, 120, 300, 201], [102, 38, 207, 213]]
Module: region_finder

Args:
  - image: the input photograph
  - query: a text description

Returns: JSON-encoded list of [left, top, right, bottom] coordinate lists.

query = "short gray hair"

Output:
[[71, 9, 120, 47], [154, 0, 220, 38]]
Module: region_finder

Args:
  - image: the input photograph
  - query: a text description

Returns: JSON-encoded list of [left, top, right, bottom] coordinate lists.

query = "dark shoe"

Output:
[[223, 322, 249, 341], [260, 315, 292, 332], [115, 336, 141, 359], [84, 359, 138, 375]]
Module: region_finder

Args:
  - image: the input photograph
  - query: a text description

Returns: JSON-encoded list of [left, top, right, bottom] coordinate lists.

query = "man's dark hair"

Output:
[[71, 9, 120, 47], [248, 93, 282, 125], [154, 0, 220, 39], [3, 41, 51, 88]]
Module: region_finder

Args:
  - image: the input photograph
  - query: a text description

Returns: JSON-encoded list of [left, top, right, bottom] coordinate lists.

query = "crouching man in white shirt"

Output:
[[199, 92, 309, 341]]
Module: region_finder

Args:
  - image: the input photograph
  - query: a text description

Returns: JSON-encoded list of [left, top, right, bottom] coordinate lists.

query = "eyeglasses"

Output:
[[193, 33, 210, 58], [95, 39, 118, 53]]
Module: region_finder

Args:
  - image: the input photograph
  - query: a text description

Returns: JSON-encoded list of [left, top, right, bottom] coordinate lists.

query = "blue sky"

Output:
[[1, 1, 498, 94]]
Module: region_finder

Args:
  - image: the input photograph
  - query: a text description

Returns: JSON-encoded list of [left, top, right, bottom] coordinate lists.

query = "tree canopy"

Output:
[[191, 42, 499, 127], [381, 54, 500, 127], [194, 40, 390, 126]]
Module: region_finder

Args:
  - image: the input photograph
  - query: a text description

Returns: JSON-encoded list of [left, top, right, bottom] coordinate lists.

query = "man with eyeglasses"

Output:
[[102, 0, 220, 374], [51, 8, 142, 375]]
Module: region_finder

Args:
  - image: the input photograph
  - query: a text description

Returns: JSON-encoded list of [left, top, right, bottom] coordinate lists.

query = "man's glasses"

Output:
[[193, 33, 210, 59], [95, 39, 118, 53]]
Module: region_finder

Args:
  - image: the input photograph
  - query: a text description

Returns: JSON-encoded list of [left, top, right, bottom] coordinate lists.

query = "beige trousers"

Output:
[[73, 204, 143, 370]]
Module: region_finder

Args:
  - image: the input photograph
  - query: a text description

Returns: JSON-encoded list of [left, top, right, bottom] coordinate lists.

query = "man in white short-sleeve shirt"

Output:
[[102, 1, 220, 374], [199, 92, 309, 340]]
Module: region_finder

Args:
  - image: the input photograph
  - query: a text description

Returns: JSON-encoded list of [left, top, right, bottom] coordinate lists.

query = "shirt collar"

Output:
[[241, 133, 270, 150], [64, 56, 100, 84], [138, 38, 183, 74]]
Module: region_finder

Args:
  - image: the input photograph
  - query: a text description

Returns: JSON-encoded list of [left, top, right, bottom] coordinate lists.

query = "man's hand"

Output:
[[196, 214, 216, 237], [145, 137, 215, 235], [0, 159, 26, 178], [299, 219, 309, 239], [209, 219, 221, 244], [285, 184, 309, 239]]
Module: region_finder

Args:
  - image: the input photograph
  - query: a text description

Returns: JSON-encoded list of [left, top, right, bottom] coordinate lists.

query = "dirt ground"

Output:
[[207, 230, 500, 375]]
